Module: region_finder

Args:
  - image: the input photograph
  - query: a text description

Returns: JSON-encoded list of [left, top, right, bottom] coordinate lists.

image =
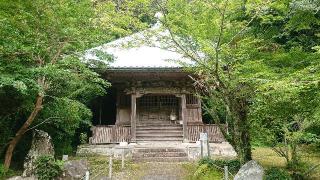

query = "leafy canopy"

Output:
[[0, 0, 152, 156]]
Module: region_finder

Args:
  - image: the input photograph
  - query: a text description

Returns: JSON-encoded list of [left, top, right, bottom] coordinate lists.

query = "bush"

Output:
[[199, 157, 241, 174], [79, 133, 88, 144], [0, 163, 17, 179], [35, 155, 64, 180], [287, 160, 314, 180], [265, 167, 292, 180], [0, 164, 6, 177], [193, 163, 223, 179]]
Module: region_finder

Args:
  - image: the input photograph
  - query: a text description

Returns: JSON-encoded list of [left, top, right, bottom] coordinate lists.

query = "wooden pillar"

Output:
[[197, 96, 203, 123], [181, 94, 188, 142], [130, 94, 137, 142], [115, 92, 120, 125]]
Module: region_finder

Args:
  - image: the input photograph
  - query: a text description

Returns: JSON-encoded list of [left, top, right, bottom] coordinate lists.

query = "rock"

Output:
[[234, 160, 264, 180], [62, 159, 89, 180], [22, 129, 55, 177]]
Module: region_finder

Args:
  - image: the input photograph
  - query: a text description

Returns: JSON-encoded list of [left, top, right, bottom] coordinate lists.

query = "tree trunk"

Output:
[[234, 90, 252, 164], [4, 94, 44, 169], [241, 127, 252, 162], [238, 111, 252, 163]]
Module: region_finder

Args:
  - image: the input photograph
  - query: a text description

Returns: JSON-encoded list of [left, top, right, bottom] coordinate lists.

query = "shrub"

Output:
[[194, 163, 210, 178], [0, 163, 17, 179], [265, 167, 292, 180], [35, 155, 64, 180], [287, 160, 312, 179], [199, 157, 241, 174], [0, 164, 6, 177], [194, 163, 223, 179], [79, 133, 88, 144]]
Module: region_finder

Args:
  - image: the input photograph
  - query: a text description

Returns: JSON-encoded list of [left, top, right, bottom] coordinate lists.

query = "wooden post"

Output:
[[131, 94, 137, 142], [181, 94, 188, 142]]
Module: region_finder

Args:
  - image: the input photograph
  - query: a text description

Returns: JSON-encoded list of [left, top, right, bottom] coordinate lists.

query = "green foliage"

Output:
[[79, 133, 88, 145], [0, 163, 18, 179], [247, 0, 320, 152], [199, 157, 241, 174], [193, 164, 223, 180], [0, 0, 154, 164], [286, 160, 316, 180], [0, 163, 6, 177], [264, 167, 292, 180], [160, 0, 320, 165], [195, 158, 240, 179], [161, 0, 267, 163], [35, 155, 64, 180], [251, 0, 320, 51]]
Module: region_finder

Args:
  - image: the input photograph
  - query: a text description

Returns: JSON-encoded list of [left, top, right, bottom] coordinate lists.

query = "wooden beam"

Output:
[[181, 94, 188, 142], [130, 94, 137, 142], [125, 87, 192, 95]]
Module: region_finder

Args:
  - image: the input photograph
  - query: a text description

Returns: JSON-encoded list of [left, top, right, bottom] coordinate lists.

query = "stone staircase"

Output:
[[136, 124, 183, 142], [133, 147, 188, 162]]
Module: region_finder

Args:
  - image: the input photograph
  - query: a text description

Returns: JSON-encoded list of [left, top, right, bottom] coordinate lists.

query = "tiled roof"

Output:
[[85, 21, 190, 68]]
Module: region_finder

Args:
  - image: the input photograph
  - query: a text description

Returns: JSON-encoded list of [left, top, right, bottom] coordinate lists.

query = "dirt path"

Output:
[[113, 162, 194, 180]]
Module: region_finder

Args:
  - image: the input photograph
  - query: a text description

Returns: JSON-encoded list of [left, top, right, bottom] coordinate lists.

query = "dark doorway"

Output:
[[90, 88, 117, 125]]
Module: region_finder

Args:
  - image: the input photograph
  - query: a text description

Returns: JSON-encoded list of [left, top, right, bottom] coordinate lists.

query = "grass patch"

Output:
[[252, 147, 287, 168], [182, 161, 225, 180], [252, 145, 320, 179], [71, 155, 133, 178]]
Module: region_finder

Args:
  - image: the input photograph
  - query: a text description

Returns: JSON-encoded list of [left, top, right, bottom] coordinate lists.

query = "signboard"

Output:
[[200, 133, 208, 141]]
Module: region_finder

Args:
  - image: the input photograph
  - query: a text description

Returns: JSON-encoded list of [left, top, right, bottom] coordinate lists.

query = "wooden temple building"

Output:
[[86, 19, 225, 145]]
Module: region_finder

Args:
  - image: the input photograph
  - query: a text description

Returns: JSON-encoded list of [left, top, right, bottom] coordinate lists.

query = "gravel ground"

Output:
[[112, 162, 193, 180]]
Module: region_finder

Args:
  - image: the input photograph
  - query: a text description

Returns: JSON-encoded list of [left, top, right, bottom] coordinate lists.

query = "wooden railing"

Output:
[[89, 125, 131, 144], [187, 124, 225, 143], [89, 124, 225, 144]]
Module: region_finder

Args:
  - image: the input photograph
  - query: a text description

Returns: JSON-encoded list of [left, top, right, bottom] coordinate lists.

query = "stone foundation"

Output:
[[77, 141, 236, 161]]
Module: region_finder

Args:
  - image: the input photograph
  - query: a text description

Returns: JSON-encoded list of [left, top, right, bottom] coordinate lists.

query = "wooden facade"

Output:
[[89, 124, 225, 144], [89, 68, 225, 144]]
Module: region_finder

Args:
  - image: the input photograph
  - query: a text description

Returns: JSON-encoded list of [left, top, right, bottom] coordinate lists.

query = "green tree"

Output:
[[157, 0, 319, 165], [0, 0, 152, 168], [246, 0, 320, 169], [156, 0, 268, 163]]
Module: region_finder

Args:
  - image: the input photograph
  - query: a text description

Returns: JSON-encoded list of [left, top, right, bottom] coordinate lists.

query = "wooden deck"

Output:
[[89, 124, 225, 144], [90, 125, 131, 144], [186, 124, 225, 142]]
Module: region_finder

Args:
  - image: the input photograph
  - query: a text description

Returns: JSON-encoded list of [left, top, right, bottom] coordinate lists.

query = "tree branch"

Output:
[[26, 116, 61, 132]]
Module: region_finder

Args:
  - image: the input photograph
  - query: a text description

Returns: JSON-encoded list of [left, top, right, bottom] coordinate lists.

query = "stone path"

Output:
[[112, 162, 192, 180]]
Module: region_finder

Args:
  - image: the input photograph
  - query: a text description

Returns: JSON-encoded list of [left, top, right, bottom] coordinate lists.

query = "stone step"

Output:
[[134, 148, 185, 153], [136, 129, 183, 134], [136, 132, 183, 136], [136, 132, 183, 137], [136, 126, 183, 130], [133, 157, 189, 162], [138, 121, 173, 124], [136, 137, 183, 141], [133, 151, 187, 158], [137, 124, 182, 127]]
